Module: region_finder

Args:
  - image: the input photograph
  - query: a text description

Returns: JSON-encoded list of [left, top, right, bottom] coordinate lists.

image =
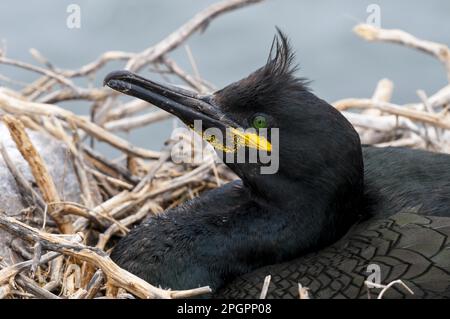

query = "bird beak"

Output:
[[104, 70, 228, 129], [104, 70, 271, 153]]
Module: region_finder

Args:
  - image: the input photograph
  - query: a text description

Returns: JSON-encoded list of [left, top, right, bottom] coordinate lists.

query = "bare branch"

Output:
[[126, 0, 263, 71]]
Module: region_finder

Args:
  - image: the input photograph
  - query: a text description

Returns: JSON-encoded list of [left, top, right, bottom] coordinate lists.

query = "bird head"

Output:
[[105, 30, 363, 208]]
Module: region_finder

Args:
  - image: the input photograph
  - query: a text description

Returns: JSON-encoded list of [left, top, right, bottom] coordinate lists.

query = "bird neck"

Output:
[[240, 164, 365, 245], [199, 177, 364, 290]]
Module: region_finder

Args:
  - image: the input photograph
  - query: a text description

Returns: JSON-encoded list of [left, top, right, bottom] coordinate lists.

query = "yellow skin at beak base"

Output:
[[189, 125, 272, 153]]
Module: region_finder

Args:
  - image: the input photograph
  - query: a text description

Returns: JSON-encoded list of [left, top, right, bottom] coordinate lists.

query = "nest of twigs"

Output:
[[0, 0, 449, 299]]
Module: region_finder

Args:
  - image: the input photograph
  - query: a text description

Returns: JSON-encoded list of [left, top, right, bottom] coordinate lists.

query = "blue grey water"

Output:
[[1, 0, 449, 154]]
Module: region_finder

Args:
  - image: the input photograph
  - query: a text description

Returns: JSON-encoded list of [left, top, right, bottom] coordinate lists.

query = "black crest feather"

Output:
[[265, 27, 298, 78], [215, 28, 309, 108]]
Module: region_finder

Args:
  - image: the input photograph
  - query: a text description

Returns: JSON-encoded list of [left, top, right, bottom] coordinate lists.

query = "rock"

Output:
[[0, 123, 84, 264]]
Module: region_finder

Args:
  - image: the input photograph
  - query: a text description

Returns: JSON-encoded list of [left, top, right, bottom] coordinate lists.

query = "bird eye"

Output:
[[251, 115, 268, 129]]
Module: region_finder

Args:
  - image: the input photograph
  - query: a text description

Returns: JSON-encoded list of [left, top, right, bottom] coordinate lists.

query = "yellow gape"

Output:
[[189, 124, 272, 153], [229, 128, 272, 152]]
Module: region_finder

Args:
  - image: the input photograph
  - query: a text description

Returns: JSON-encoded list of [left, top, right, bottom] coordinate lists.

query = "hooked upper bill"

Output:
[[104, 70, 272, 153]]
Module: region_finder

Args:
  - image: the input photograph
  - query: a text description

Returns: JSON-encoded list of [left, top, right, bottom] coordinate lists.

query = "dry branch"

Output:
[[259, 275, 271, 299], [104, 110, 171, 132], [126, 0, 263, 71], [0, 92, 160, 159], [0, 213, 211, 299], [0, 56, 77, 89], [354, 23, 450, 81], [334, 98, 450, 130]]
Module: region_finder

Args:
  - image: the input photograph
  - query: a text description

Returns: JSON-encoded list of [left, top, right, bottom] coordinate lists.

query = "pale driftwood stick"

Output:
[[185, 45, 201, 80], [102, 200, 135, 220], [43, 256, 64, 292], [428, 85, 450, 109], [126, 0, 263, 71], [377, 280, 414, 299], [354, 24, 450, 81], [369, 78, 394, 112], [0, 284, 11, 299], [3, 115, 73, 234], [0, 56, 78, 90], [0, 249, 65, 286], [74, 154, 95, 208], [259, 275, 271, 299], [135, 159, 214, 203], [134, 141, 174, 192], [162, 56, 210, 93], [60, 51, 134, 78], [25, 78, 57, 100], [106, 99, 154, 121], [0, 141, 46, 211], [344, 109, 450, 147], [94, 173, 120, 197], [84, 269, 104, 299], [169, 286, 212, 299], [71, 192, 134, 232], [30, 242, 42, 276], [53, 203, 107, 228], [0, 91, 160, 159], [29, 48, 55, 70], [334, 98, 450, 130], [16, 274, 61, 299], [92, 95, 121, 126], [343, 112, 419, 133], [9, 291, 35, 298], [90, 191, 133, 217], [51, 116, 96, 208], [104, 167, 209, 221], [62, 263, 81, 296], [21, 76, 49, 95], [68, 288, 88, 299], [0, 73, 29, 87], [82, 145, 140, 184], [0, 214, 212, 299], [57, 201, 129, 233], [96, 200, 161, 250], [375, 135, 424, 148], [19, 115, 47, 133], [86, 167, 133, 190], [10, 240, 33, 260], [417, 89, 442, 143], [364, 280, 414, 299], [104, 110, 171, 132], [298, 283, 311, 299], [357, 78, 395, 144], [117, 292, 135, 299], [39, 87, 110, 104]]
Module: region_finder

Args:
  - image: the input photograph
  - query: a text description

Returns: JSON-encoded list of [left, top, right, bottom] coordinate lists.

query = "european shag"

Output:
[[105, 31, 450, 299]]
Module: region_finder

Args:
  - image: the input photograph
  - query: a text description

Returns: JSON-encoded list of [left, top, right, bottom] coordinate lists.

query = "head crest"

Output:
[[214, 29, 309, 108], [264, 28, 298, 78]]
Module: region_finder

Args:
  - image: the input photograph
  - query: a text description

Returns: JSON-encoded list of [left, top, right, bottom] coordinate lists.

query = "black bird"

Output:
[[105, 31, 450, 299]]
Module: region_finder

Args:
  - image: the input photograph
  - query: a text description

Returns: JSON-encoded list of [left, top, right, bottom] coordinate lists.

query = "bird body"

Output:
[[110, 146, 450, 298], [106, 30, 450, 299], [217, 146, 450, 298]]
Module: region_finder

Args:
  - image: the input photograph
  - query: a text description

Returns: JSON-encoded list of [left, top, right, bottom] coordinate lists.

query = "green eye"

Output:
[[252, 115, 268, 129]]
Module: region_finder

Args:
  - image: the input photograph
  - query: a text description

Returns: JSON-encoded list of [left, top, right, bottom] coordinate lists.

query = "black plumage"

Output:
[[105, 31, 450, 299]]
